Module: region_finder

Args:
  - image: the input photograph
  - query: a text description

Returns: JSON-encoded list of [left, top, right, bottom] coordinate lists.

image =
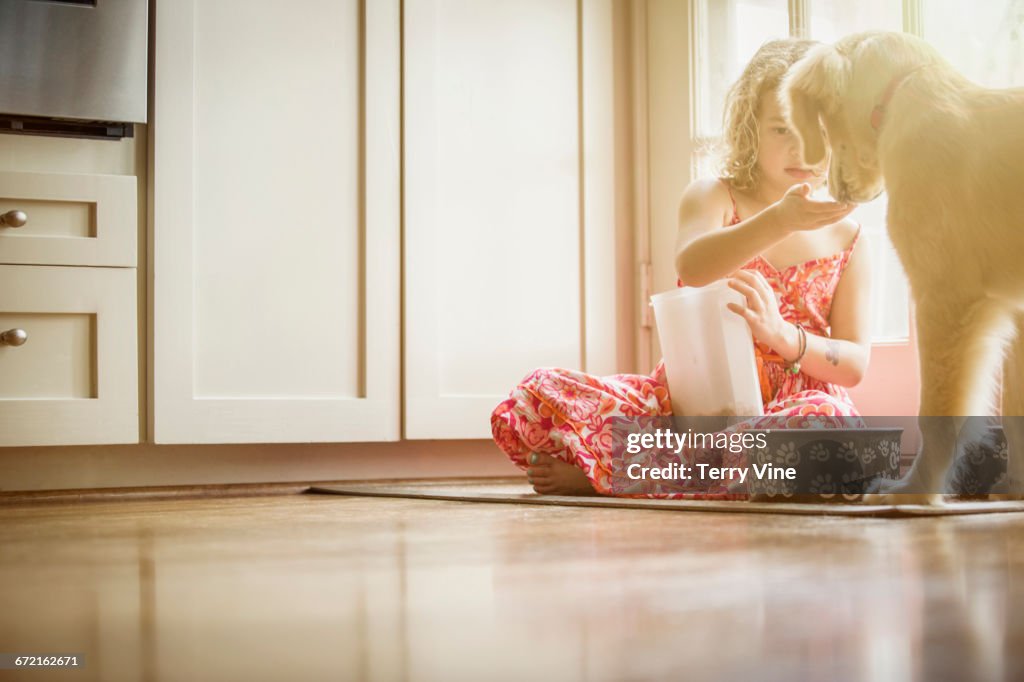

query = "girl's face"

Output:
[[754, 90, 829, 198]]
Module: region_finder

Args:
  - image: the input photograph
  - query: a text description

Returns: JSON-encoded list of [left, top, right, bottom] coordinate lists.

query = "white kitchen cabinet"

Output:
[[152, 0, 618, 443], [403, 0, 618, 438], [0, 265, 138, 446], [151, 0, 401, 443]]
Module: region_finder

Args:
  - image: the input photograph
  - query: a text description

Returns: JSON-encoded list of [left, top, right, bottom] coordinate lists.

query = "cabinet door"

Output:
[[404, 0, 618, 438], [152, 0, 400, 443], [0, 265, 138, 446]]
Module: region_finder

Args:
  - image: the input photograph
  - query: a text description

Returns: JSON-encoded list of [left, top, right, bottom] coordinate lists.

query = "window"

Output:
[[923, 0, 1024, 88], [807, 0, 902, 43], [693, 0, 789, 139]]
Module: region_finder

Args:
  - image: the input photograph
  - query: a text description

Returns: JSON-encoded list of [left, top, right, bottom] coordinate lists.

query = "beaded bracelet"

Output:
[[787, 323, 807, 375]]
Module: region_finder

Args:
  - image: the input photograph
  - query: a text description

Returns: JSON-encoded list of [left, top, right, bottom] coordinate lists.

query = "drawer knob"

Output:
[[0, 328, 28, 346], [0, 210, 27, 228]]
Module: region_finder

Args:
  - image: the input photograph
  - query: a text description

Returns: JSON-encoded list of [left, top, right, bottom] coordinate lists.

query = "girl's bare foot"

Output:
[[526, 453, 602, 496]]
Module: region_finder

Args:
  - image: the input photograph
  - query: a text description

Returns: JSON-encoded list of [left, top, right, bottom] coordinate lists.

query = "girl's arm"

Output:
[[674, 180, 788, 287], [675, 182, 855, 287], [803, 231, 873, 386], [728, 226, 873, 387]]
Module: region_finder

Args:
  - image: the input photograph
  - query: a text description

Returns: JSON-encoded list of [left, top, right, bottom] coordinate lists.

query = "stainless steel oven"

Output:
[[0, 0, 148, 139]]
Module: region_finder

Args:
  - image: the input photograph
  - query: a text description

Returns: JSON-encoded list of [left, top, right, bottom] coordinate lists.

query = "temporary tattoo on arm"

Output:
[[825, 340, 840, 366]]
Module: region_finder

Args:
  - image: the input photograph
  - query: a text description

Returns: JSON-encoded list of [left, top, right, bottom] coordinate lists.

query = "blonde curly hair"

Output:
[[719, 38, 819, 190]]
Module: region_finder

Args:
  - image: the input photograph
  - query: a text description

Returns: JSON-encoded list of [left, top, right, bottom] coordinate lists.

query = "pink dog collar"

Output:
[[871, 64, 931, 132]]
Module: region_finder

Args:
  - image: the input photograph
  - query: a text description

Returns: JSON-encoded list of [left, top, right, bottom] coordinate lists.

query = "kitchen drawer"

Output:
[[0, 171, 137, 266], [0, 265, 138, 446]]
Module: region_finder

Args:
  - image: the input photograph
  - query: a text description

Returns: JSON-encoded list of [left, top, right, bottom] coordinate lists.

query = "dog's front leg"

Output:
[[993, 314, 1024, 498], [866, 418, 957, 505], [868, 296, 1006, 504]]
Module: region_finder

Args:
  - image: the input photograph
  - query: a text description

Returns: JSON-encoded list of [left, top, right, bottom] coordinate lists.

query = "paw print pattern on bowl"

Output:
[[809, 443, 830, 462], [809, 473, 838, 496], [745, 427, 902, 500]]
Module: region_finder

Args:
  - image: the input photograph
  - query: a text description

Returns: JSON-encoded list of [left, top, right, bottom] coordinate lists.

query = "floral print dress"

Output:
[[490, 181, 864, 497]]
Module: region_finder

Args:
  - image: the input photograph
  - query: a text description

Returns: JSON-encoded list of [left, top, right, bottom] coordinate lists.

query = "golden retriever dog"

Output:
[[781, 31, 1024, 502]]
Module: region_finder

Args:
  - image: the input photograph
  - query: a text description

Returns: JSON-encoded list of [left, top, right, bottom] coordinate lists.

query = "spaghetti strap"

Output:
[[836, 223, 864, 277], [847, 223, 863, 254], [718, 178, 740, 225]]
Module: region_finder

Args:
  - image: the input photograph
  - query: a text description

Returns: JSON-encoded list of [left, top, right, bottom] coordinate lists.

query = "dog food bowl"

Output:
[[743, 427, 903, 501]]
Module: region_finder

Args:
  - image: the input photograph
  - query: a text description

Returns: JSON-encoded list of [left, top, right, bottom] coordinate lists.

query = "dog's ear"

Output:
[[786, 88, 828, 167], [781, 45, 849, 166]]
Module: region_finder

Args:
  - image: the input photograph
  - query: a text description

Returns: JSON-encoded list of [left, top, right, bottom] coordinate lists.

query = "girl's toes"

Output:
[[528, 468, 553, 483], [532, 480, 556, 494], [529, 452, 556, 468]]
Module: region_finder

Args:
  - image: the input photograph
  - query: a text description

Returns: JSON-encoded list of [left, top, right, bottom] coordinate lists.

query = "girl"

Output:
[[490, 39, 871, 497]]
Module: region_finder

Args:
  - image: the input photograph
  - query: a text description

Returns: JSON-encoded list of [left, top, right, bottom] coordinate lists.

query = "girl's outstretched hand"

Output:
[[725, 269, 795, 354], [771, 182, 854, 232]]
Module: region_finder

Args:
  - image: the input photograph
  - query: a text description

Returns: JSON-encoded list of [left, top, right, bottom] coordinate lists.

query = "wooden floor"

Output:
[[1, 490, 1023, 682]]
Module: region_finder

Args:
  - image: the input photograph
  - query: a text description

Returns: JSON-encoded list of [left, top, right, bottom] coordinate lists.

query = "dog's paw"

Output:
[[987, 475, 1024, 500]]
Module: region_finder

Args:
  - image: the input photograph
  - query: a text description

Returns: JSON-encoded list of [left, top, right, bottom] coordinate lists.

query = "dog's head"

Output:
[[781, 32, 938, 203]]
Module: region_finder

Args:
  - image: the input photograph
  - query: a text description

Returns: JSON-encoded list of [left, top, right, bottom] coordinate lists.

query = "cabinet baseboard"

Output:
[[0, 440, 520, 492]]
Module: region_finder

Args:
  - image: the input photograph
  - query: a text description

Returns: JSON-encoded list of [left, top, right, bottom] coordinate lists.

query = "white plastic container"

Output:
[[650, 280, 764, 417]]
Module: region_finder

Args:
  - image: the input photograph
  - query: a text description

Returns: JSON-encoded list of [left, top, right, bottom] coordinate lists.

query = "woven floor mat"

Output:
[[308, 478, 1024, 518]]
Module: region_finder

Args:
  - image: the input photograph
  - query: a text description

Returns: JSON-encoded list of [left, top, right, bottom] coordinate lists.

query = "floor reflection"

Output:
[[0, 495, 1022, 681]]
